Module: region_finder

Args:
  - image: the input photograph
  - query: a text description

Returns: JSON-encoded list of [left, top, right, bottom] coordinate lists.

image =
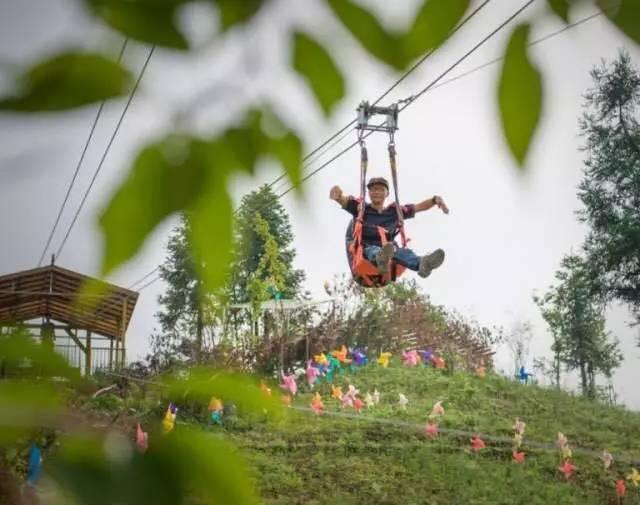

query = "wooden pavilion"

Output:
[[0, 264, 138, 375]]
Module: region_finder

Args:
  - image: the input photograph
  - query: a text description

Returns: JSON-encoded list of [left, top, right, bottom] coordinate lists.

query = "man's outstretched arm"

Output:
[[414, 195, 449, 214]]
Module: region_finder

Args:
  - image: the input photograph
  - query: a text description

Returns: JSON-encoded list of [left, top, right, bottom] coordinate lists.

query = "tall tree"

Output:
[[578, 50, 640, 325], [154, 215, 212, 364], [535, 255, 622, 399], [229, 185, 304, 303]]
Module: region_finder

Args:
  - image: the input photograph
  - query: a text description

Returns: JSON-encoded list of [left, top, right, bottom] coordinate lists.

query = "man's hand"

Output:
[[329, 185, 343, 201], [434, 196, 449, 214]]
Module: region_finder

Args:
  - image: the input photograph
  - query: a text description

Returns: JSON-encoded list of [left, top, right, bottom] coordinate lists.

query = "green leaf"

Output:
[[189, 180, 235, 292], [162, 367, 280, 415], [598, 0, 640, 45], [99, 111, 303, 280], [497, 24, 543, 166], [215, 0, 264, 31], [0, 381, 62, 444], [547, 0, 570, 22], [0, 52, 132, 111], [403, 0, 470, 61], [51, 429, 259, 505], [0, 329, 79, 380], [99, 136, 216, 275], [268, 130, 303, 191], [85, 0, 189, 49], [325, 0, 404, 70], [292, 31, 346, 116]]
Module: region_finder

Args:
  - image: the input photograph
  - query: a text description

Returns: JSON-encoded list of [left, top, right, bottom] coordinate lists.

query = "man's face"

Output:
[[368, 184, 388, 205]]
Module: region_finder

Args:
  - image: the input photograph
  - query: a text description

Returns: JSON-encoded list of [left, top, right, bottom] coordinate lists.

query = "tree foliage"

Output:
[[229, 185, 304, 304], [578, 50, 640, 325], [534, 255, 622, 399]]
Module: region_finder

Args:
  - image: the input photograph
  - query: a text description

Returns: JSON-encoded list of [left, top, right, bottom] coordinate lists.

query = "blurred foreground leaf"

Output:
[[0, 381, 62, 444], [497, 24, 543, 166], [0, 52, 132, 111], [598, 0, 640, 45], [214, 0, 265, 31], [327, 0, 470, 70], [547, 0, 570, 22], [403, 0, 470, 61], [325, 0, 404, 69], [292, 31, 346, 116], [162, 367, 280, 416], [0, 329, 79, 381], [50, 428, 260, 505], [99, 109, 302, 292], [85, 0, 189, 49]]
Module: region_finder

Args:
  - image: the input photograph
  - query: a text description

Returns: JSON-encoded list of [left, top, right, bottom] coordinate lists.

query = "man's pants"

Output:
[[363, 244, 420, 271]]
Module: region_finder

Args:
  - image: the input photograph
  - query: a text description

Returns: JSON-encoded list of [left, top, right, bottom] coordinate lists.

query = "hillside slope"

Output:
[[225, 364, 640, 505]]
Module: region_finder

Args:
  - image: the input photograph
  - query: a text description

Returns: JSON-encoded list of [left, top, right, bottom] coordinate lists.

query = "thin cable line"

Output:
[[55, 45, 156, 260], [38, 38, 129, 266]]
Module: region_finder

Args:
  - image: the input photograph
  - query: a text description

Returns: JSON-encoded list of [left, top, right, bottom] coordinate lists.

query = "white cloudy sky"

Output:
[[1, 1, 639, 406]]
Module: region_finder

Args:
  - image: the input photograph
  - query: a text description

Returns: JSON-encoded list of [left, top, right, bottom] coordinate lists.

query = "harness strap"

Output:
[[388, 142, 408, 248]]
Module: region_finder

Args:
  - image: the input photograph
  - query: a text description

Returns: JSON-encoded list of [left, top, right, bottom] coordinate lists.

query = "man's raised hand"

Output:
[[435, 196, 450, 215]]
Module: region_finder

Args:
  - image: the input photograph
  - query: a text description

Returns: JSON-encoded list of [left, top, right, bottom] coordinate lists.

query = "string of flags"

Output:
[[23, 346, 640, 501]]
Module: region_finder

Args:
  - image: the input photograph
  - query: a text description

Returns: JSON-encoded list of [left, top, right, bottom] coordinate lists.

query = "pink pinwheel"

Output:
[[402, 350, 420, 367], [512, 450, 525, 464], [558, 460, 576, 480], [424, 423, 439, 439], [346, 384, 359, 397], [136, 423, 148, 453], [470, 436, 485, 452], [616, 479, 626, 497], [280, 371, 297, 396], [341, 393, 354, 408], [306, 361, 320, 388]]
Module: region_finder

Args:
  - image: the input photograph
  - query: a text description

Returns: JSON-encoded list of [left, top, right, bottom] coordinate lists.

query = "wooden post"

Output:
[[85, 330, 92, 376], [109, 338, 114, 370], [119, 298, 128, 368]]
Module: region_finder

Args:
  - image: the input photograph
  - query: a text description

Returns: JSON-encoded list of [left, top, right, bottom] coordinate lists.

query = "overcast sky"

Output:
[[1, 0, 639, 407]]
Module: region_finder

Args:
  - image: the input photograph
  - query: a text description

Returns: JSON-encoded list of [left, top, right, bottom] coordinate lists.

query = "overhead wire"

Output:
[[37, 38, 129, 267], [54, 45, 156, 261]]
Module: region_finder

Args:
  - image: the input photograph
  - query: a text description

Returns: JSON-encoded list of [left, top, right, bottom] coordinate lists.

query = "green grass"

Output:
[[220, 363, 640, 504]]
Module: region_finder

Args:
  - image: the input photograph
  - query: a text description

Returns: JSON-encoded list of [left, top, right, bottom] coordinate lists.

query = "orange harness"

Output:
[[348, 141, 408, 288]]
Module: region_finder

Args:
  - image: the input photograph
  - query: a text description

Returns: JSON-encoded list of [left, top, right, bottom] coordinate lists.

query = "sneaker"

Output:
[[375, 243, 395, 274], [418, 249, 445, 278]]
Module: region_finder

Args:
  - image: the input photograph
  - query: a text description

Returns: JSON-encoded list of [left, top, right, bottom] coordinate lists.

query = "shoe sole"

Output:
[[419, 249, 445, 278], [376, 243, 395, 274]]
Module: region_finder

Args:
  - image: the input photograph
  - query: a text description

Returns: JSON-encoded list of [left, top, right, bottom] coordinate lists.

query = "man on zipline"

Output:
[[330, 177, 449, 278]]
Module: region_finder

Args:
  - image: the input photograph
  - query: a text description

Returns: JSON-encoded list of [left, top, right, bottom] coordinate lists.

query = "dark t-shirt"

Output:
[[343, 197, 415, 246]]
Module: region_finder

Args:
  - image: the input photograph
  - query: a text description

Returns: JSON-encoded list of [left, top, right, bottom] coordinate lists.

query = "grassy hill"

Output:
[[78, 361, 640, 505], [218, 364, 640, 505]]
